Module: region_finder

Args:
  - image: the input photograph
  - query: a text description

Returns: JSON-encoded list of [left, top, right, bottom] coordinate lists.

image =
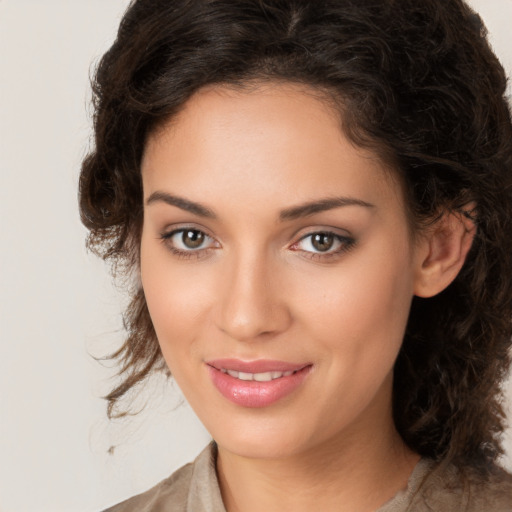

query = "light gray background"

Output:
[[0, 1, 511, 511]]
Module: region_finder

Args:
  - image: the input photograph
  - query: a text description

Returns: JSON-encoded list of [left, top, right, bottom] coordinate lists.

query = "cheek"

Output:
[[291, 247, 414, 426], [294, 240, 414, 369], [140, 236, 214, 358]]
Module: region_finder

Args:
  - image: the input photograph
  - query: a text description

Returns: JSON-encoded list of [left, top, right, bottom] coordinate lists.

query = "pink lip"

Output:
[[206, 359, 312, 408]]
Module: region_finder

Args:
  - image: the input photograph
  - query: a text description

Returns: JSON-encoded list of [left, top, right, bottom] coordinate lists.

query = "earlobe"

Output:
[[413, 206, 476, 298]]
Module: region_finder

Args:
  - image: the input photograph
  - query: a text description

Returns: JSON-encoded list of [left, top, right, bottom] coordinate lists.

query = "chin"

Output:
[[206, 412, 319, 460], [216, 433, 306, 460]]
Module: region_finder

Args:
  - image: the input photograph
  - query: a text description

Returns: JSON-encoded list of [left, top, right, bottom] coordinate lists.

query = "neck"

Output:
[[216, 395, 419, 512]]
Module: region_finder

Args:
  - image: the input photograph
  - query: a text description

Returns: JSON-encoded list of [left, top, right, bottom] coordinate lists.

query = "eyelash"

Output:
[[159, 228, 355, 261]]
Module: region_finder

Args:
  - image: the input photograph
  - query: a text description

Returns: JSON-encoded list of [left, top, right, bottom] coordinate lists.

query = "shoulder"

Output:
[[464, 467, 512, 512], [411, 462, 512, 512], [102, 462, 194, 512], [101, 443, 221, 512]]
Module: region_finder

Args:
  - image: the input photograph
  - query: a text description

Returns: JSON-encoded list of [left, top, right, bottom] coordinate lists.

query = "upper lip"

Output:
[[206, 358, 310, 373]]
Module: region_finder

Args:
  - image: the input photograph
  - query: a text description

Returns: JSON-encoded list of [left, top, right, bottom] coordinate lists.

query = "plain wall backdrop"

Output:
[[0, 1, 511, 511]]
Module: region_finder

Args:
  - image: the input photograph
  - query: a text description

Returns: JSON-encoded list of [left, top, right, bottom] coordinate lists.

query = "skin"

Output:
[[140, 83, 474, 512]]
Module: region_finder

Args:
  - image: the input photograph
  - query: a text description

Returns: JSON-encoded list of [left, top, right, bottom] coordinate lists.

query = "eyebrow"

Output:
[[146, 191, 216, 218], [279, 196, 374, 221], [145, 191, 374, 221]]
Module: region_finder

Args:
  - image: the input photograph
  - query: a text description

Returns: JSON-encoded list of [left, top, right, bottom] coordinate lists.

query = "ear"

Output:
[[413, 205, 476, 298]]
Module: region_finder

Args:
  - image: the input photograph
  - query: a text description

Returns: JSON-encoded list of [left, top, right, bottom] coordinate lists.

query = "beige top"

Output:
[[103, 443, 512, 512]]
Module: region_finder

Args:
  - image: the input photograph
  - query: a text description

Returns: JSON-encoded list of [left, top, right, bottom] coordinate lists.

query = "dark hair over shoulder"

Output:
[[79, 0, 512, 474]]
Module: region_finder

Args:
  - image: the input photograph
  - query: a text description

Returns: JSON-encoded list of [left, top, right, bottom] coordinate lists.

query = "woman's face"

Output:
[[140, 83, 423, 460]]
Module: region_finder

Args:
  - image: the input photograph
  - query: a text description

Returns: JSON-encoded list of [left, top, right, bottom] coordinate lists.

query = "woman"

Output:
[[80, 0, 512, 510]]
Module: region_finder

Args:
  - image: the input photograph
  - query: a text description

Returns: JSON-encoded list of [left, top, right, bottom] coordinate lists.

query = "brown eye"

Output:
[[311, 233, 334, 252], [182, 230, 205, 249], [163, 228, 217, 253], [292, 231, 354, 259]]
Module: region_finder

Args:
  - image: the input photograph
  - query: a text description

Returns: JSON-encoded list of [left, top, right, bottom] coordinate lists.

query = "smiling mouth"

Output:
[[206, 359, 312, 407]]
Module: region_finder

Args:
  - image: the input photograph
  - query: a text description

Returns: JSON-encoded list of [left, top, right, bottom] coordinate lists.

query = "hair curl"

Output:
[[80, 0, 512, 474]]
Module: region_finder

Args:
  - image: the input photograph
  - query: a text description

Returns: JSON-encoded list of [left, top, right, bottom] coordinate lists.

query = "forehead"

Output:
[[142, 83, 405, 218], [146, 82, 345, 164]]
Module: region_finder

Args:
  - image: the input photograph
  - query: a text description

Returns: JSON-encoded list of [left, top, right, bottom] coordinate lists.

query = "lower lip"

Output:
[[207, 365, 311, 408]]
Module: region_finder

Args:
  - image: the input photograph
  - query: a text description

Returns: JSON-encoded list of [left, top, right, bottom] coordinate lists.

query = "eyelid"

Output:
[[160, 221, 215, 237], [164, 228, 216, 247], [290, 225, 353, 244], [290, 231, 351, 250]]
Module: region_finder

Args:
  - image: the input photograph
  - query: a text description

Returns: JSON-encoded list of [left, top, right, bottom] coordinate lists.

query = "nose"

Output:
[[215, 250, 292, 342]]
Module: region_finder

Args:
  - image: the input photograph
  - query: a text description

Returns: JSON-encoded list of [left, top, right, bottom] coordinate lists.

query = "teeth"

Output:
[[223, 369, 296, 381], [254, 372, 274, 382]]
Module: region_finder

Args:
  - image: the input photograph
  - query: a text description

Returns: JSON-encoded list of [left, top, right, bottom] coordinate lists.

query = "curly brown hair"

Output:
[[80, 0, 512, 474]]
